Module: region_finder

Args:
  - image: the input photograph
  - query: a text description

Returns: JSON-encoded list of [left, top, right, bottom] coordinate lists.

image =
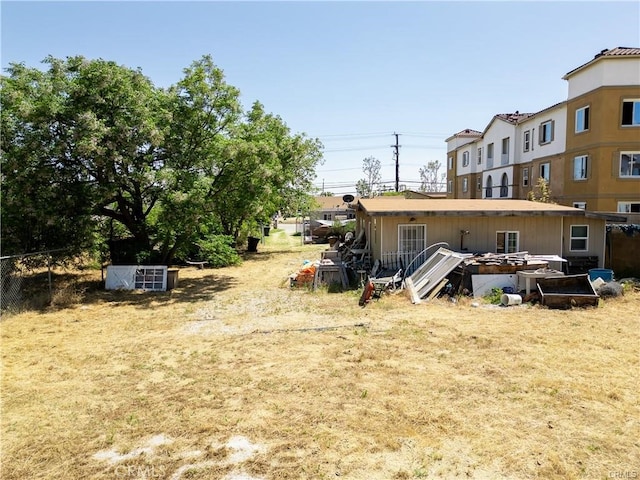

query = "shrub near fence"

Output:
[[0, 249, 67, 316]]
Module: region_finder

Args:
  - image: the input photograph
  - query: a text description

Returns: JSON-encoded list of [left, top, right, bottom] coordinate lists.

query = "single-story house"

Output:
[[310, 195, 357, 222], [355, 197, 625, 270]]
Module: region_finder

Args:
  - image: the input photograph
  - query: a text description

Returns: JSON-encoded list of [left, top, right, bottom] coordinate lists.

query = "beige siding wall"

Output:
[[358, 214, 606, 266]]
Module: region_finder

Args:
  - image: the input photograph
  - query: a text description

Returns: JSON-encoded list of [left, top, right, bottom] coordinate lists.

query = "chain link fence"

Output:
[[0, 249, 68, 316]]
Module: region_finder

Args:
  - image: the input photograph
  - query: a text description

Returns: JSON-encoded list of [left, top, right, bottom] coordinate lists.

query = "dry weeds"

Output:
[[1, 228, 639, 479]]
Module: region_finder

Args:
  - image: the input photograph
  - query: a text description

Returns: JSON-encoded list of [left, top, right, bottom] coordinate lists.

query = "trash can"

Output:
[[588, 268, 613, 282], [263, 225, 271, 237], [247, 236, 260, 252]]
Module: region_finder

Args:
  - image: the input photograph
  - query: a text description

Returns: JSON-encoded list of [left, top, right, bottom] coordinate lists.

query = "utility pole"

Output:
[[392, 133, 401, 192]]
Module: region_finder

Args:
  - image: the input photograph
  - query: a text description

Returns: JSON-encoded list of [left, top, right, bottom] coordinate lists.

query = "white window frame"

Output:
[[522, 167, 529, 187], [477, 147, 482, 165], [573, 202, 586, 209], [620, 152, 640, 177], [540, 120, 554, 145], [496, 231, 519, 254], [487, 143, 494, 168], [500, 173, 509, 198], [447, 179, 453, 193], [540, 162, 550, 182], [570, 225, 589, 252], [462, 151, 470, 167], [134, 267, 167, 291], [501, 137, 510, 165], [398, 224, 427, 256], [617, 202, 640, 213], [575, 106, 590, 133], [462, 177, 468, 192], [485, 175, 493, 198], [448, 156, 453, 170], [523, 130, 530, 152], [573, 155, 588, 180], [477, 177, 482, 191], [621, 99, 640, 126]]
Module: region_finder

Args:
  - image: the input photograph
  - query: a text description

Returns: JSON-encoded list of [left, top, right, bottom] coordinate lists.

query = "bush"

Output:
[[197, 235, 242, 268]]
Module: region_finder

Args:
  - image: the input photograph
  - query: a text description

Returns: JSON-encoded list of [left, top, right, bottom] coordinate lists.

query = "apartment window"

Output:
[[448, 156, 453, 170], [477, 147, 482, 165], [522, 167, 529, 187], [447, 180, 453, 193], [622, 99, 640, 126], [398, 224, 426, 255], [540, 162, 550, 182], [487, 143, 494, 169], [462, 177, 468, 192], [477, 177, 482, 191], [485, 175, 493, 198], [523, 130, 531, 152], [462, 151, 470, 167], [500, 173, 508, 197], [570, 225, 588, 251], [620, 152, 640, 177], [539, 120, 554, 144], [575, 106, 590, 133], [496, 231, 519, 254], [573, 155, 588, 180], [501, 137, 510, 165], [573, 202, 586, 209], [617, 202, 640, 213]]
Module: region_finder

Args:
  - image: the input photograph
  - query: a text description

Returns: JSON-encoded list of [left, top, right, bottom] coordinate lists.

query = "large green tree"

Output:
[[1, 55, 323, 264]]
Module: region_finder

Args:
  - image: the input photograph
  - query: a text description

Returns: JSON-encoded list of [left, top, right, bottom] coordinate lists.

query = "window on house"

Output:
[[573, 202, 586, 209], [622, 99, 640, 126], [620, 152, 640, 177], [477, 177, 482, 191], [523, 130, 530, 152], [398, 224, 427, 256], [487, 143, 494, 168], [485, 175, 493, 198], [540, 162, 550, 182], [448, 157, 453, 170], [573, 155, 588, 180], [462, 151, 470, 167], [570, 225, 588, 251], [539, 120, 554, 144], [477, 147, 482, 164], [501, 137, 510, 165], [500, 173, 508, 197], [496, 231, 519, 254], [447, 180, 453, 193], [522, 167, 529, 187], [462, 177, 468, 193], [575, 106, 590, 133], [617, 202, 640, 213]]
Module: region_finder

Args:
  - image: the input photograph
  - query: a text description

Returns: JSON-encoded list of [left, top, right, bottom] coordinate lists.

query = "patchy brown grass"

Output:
[[2, 228, 639, 479]]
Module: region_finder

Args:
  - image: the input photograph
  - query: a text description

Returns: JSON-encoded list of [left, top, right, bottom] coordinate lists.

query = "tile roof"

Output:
[[564, 47, 640, 78], [495, 112, 535, 124], [358, 197, 585, 217]]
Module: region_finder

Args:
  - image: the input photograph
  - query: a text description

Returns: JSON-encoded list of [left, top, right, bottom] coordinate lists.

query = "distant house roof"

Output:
[[357, 197, 625, 221], [563, 46, 640, 79], [495, 112, 535, 124], [313, 195, 358, 211], [445, 129, 482, 142]]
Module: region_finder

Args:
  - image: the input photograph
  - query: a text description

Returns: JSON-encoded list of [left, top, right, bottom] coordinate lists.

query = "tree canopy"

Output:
[[0, 55, 323, 264]]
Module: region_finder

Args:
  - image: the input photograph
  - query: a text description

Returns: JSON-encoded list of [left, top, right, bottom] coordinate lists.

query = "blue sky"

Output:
[[2, 1, 639, 194]]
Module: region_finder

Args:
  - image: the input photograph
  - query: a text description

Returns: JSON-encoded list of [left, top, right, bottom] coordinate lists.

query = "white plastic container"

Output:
[[501, 293, 522, 306]]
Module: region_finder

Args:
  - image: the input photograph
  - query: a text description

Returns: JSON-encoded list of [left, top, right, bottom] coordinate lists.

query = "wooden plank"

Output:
[[426, 278, 448, 302]]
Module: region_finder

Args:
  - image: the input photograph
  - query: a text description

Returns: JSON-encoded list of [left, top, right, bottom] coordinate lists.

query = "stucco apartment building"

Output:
[[445, 47, 640, 216]]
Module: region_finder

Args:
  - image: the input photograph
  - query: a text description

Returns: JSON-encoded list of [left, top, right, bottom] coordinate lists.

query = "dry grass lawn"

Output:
[[2, 228, 639, 479]]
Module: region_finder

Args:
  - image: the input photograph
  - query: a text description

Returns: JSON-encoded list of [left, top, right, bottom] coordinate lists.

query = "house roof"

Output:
[[444, 129, 482, 142], [563, 46, 640, 79], [357, 197, 607, 218], [313, 195, 358, 211]]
